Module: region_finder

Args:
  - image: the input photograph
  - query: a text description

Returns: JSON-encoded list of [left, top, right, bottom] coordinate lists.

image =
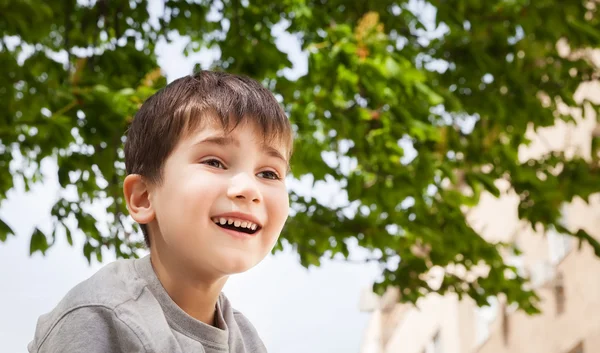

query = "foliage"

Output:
[[1, 0, 599, 313]]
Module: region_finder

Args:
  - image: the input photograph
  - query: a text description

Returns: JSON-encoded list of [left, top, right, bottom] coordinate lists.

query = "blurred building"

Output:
[[358, 80, 600, 353]]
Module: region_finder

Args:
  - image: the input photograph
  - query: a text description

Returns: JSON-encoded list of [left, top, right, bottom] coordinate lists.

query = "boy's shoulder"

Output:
[[35, 257, 148, 333], [58, 257, 144, 310], [29, 257, 154, 352]]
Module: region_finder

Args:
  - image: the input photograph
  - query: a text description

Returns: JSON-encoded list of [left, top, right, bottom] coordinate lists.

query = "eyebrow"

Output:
[[195, 136, 240, 147], [262, 145, 290, 172], [195, 135, 290, 171]]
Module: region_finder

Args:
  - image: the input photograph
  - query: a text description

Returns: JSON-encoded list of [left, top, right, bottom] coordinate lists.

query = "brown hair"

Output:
[[124, 70, 293, 247]]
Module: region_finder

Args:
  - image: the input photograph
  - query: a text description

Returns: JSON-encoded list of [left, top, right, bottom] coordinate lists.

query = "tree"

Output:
[[1, 0, 599, 314]]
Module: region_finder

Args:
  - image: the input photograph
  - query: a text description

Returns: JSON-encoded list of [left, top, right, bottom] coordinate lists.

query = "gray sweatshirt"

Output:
[[28, 256, 267, 353]]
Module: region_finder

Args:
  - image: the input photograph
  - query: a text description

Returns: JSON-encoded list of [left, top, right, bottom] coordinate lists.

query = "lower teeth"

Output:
[[218, 223, 254, 234]]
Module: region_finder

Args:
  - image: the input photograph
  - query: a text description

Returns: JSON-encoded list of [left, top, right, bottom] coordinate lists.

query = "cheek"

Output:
[[155, 175, 224, 237], [265, 187, 290, 230]]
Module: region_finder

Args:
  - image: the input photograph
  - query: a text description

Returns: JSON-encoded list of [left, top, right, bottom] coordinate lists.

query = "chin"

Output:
[[216, 254, 260, 275]]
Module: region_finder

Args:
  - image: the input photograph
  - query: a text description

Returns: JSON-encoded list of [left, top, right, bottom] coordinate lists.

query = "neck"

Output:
[[150, 248, 228, 326]]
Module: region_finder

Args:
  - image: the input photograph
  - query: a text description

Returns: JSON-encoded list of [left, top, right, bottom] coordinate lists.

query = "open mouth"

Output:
[[212, 217, 261, 235]]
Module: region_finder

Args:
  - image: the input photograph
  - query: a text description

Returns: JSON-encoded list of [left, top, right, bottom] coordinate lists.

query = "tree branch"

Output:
[[50, 100, 78, 119]]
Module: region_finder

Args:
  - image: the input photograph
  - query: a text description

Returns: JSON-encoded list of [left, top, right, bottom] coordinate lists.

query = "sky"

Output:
[[0, 7, 382, 353]]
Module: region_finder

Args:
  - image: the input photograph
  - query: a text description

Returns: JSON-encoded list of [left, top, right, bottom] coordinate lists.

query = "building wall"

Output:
[[474, 81, 600, 353], [384, 294, 460, 353], [359, 309, 383, 353], [360, 81, 600, 353], [477, 212, 600, 353]]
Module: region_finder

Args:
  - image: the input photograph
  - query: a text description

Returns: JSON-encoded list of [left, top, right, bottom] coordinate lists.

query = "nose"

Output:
[[227, 172, 262, 204]]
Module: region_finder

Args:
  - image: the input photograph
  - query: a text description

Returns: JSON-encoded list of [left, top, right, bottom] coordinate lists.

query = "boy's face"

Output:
[[148, 120, 290, 277]]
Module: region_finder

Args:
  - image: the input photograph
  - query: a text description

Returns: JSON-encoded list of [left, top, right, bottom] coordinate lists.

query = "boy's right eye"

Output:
[[201, 158, 226, 169]]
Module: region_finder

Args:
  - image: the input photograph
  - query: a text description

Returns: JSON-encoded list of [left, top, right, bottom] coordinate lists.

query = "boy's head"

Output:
[[123, 71, 293, 275]]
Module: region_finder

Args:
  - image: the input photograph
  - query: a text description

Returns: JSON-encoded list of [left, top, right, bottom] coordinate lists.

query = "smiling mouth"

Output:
[[212, 217, 261, 235]]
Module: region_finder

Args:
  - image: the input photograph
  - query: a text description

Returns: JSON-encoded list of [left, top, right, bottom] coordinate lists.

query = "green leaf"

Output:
[[95, 248, 103, 263], [83, 242, 94, 264], [58, 167, 70, 188], [0, 218, 14, 242], [575, 229, 600, 257], [65, 227, 73, 246], [414, 82, 444, 106], [29, 228, 49, 255], [472, 173, 501, 198]]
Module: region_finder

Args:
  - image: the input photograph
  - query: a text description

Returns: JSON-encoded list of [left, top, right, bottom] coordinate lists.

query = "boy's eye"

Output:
[[202, 158, 226, 169], [257, 170, 280, 180]]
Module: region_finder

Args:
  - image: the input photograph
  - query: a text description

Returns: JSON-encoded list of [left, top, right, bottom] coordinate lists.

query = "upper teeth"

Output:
[[213, 217, 258, 231]]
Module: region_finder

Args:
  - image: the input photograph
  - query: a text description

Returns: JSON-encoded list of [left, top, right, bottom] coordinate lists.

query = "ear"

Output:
[[123, 174, 155, 225]]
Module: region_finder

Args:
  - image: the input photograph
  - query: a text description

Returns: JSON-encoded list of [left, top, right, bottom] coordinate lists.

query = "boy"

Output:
[[28, 71, 293, 353]]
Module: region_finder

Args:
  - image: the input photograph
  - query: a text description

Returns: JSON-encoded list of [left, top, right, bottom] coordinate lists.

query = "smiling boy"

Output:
[[28, 71, 293, 353]]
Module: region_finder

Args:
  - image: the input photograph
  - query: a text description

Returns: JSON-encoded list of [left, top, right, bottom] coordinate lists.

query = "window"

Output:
[[548, 228, 572, 264], [423, 331, 442, 353], [506, 241, 526, 280], [548, 205, 572, 264], [475, 297, 498, 345], [433, 332, 441, 353], [554, 272, 566, 315], [501, 302, 510, 345]]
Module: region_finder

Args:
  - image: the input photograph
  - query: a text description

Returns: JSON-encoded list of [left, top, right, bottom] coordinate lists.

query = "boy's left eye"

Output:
[[201, 158, 226, 169], [257, 170, 280, 180]]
